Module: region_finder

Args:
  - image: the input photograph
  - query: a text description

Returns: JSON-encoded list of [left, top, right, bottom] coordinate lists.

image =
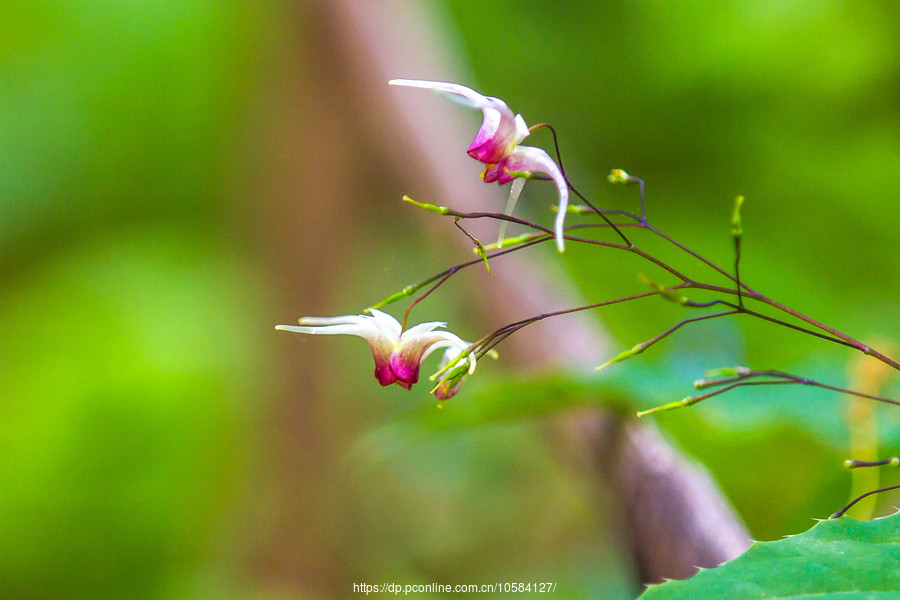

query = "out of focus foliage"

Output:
[[0, 1, 272, 598]]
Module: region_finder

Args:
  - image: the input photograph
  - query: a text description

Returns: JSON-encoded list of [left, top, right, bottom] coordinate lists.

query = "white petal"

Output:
[[298, 315, 368, 326], [399, 320, 447, 344], [398, 330, 465, 364], [275, 322, 382, 339], [422, 339, 460, 364], [514, 113, 530, 144], [389, 79, 491, 109], [368, 309, 403, 343], [553, 181, 569, 252], [500, 146, 569, 252], [431, 333, 475, 370]]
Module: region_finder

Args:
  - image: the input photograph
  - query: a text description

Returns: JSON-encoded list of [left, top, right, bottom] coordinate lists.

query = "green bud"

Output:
[[367, 283, 421, 311], [639, 273, 688, 305], [402, 195, 450, 214], [476, 232, 544, 252], [636, 397, 692, 418], [703, 366, 750, 378], [608, 168, 636, 185], [432, 361, 469, 386], [731, 195, 745, 238], [430, 351, 466, 382], [550, 204, 593, 214], [595, 343, 645, 372], [475, 242, 492, 275], [704, 366, 739, 378]]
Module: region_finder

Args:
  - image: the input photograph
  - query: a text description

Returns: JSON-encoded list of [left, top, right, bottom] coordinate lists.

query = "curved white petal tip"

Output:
[[389, 79, 488, 109]]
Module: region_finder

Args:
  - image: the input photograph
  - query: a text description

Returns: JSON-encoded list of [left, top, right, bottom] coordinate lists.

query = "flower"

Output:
[[389, 79, 569, 251], [276, 309, 475, 393]]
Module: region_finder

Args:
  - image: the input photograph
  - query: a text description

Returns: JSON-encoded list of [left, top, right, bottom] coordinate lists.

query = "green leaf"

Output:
[[641, 512, 900, 599]]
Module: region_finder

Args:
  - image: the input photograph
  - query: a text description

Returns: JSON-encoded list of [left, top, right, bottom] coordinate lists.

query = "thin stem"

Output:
[[473, 289, 670, 357], [563, 197, 750, 290], [677, 284, 862, 350], [831, 484, 900, 519], [733, 302, 854, 348], [483, 208, 892, 367], [564, 172, 897, 371], [530, 123, 567, 179], [638, 177, 646, 224], [734, 236, 743, 308], [778, 373, 900, 407], [640, 368, 900, 417], [444, 208, 557, 237], [572, 183, 633, 246], [411, 168, 900, 374], [737, 305, 853, 346], [627, 245, 694, 284], [845, 458, 900, 469], [434, 207, 871, 364], [632, 310, 740, 357], [687, 379, 796, 405], [693, 369, 900, 408], [643, 223, 750, 290], [402, 269, 454, 331], [369, 236, 550, 311], [747, 293, 900, 371], [531, 122, 633, 247], [570, 186, 643, 222]]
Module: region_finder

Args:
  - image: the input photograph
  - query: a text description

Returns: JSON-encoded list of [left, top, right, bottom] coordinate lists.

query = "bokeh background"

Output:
[[3, 1, 900, 598]]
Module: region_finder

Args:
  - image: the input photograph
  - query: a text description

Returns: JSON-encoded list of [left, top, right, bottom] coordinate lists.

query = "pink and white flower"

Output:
[[276, 309, 475, 394], [389, 79, 569, 251]]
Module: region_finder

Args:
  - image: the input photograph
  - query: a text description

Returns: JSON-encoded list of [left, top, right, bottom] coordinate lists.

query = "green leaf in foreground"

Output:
[[641, 511, 900, 599]]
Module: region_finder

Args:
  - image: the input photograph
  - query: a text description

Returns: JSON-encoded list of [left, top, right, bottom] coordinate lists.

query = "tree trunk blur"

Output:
[[254, 0, 750, 594]]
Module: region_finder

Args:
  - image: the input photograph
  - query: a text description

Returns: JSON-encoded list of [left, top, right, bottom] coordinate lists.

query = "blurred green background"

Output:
[[2, 1, 899, 598]]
